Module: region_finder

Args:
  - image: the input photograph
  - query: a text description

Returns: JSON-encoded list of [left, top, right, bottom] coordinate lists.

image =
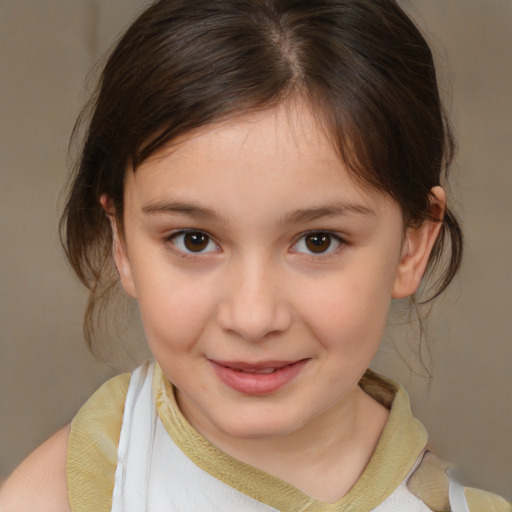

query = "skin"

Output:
[[111, 101, 444, 501], [0, 425, 71, 511], [0, 100, 444, 507]]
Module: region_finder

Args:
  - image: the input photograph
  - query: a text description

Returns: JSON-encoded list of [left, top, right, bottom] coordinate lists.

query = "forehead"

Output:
[[144, 102, 335, 172], [125, 101, 394, 217]]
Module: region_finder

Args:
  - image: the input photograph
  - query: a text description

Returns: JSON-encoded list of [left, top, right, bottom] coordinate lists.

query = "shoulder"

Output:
[[0, 372, 131, 512], [0, 425, 71, 512], [407, 451, 511, 512], [67, 372, 130, 512]]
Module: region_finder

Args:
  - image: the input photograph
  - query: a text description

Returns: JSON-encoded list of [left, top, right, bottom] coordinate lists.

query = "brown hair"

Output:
[[61, 0, 462, 349]]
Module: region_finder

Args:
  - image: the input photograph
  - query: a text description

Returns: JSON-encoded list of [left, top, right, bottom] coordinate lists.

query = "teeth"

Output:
[[239, 368, 276, 374]]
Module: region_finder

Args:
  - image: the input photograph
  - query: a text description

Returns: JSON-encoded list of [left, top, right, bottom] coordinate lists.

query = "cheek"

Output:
[[295, 265, 395, 352], [133, 264, 217, 352]]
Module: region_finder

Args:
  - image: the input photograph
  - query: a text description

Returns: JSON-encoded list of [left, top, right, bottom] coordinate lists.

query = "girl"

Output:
[[1, 0, 510, 510]]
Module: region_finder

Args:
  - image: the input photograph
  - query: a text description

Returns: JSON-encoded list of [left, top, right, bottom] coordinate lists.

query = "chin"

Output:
[[215, 410, 305, 441]]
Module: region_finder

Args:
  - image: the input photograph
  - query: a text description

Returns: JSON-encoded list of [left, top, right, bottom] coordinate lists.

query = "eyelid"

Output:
[[166, 229, 221, 255], [290, 230, 345, 256]]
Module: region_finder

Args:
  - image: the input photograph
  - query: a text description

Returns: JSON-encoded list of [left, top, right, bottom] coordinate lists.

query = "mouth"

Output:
[[209, 359, 309, 394], [216, 360, 299, 371]]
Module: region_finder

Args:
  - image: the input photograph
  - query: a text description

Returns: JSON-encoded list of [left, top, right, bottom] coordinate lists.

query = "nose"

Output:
[[216, 258, 292, 342]]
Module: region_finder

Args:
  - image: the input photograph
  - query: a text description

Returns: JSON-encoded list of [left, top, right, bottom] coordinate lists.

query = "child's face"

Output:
[[115, 101, 407, 441]]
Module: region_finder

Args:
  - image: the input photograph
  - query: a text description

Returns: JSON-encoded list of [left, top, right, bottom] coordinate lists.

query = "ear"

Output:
[[100, 194, 137, 298], [392, 186, 446, 299]]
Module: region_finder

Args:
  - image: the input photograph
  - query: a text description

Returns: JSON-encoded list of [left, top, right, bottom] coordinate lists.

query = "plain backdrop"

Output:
[[1, 0, 511, 500]]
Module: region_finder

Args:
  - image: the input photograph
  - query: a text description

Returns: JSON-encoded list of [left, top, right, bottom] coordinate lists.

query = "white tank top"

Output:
[[111, 361, 470, 512]]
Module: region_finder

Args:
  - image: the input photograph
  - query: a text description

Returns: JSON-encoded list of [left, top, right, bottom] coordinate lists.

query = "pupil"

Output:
[[184, 232, 209, 252], [305, 233, 331, 253]]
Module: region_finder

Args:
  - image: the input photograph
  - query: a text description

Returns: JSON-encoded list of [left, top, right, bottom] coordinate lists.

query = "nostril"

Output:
[[216, 297, 292, 342]]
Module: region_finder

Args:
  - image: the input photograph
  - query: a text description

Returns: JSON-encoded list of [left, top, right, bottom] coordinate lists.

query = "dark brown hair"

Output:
[[61, 0, 462, 349]]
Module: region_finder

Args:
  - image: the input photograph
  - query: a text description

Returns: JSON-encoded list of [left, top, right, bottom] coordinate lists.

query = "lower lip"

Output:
[[210, 360, 308, 395]]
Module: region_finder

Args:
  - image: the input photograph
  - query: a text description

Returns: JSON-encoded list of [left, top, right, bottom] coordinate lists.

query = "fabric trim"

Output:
[[465, 487, 512, 512], [154, 364, 428, 512], [67, 373, 130, 512], [406, 451, 451, 511]]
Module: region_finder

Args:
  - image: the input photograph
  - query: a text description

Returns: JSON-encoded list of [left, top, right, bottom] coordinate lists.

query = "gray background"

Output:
[[1, 0, 511, 500]]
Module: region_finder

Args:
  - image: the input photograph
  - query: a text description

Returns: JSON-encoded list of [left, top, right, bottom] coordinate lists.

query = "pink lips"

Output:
[[210, 359, 308, 395]]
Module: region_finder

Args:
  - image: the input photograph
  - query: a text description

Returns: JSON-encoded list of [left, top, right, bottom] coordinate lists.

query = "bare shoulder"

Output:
[[0, 424, 71, 512]]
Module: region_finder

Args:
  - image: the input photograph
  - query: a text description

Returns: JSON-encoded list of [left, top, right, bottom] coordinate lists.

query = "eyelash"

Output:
[[164, 229, 346, 259], [165, 230, 221, 258], [290, 231, 345, 259]]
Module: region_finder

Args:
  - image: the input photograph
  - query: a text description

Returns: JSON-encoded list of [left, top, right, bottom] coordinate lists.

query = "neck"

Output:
[[180, 385, 389, 503]]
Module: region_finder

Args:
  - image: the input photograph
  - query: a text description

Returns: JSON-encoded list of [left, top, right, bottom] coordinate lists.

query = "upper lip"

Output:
[[210, 359, 306, 371]]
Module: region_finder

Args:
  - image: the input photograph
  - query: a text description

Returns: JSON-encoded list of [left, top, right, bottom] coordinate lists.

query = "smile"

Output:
[[209, 359, 309, 395]]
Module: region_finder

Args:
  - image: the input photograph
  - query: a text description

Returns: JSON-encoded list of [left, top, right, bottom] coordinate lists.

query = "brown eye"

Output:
[[304, 233, 332, 253], [184, 231, 209, 252], [171, 231, 218, 254], [292, 232, 342, 255]]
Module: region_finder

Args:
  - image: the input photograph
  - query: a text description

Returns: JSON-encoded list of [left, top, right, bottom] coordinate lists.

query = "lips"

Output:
[[239, 367, 276, 374], [209, 359, 308, 395]]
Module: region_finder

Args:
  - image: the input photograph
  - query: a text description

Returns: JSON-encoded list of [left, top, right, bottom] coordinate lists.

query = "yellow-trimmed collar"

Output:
[[154, 365, 427, 512]]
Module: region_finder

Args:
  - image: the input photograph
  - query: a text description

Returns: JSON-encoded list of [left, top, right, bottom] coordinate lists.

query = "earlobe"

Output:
[[392, 186, 446, 299], [100, 194, 137, 298]]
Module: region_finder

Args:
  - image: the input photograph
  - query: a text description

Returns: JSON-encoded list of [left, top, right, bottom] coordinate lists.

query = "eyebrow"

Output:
[[142, 200, 219, 220], [141, 200, 375, 223], [284, 203, 376, 224]]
